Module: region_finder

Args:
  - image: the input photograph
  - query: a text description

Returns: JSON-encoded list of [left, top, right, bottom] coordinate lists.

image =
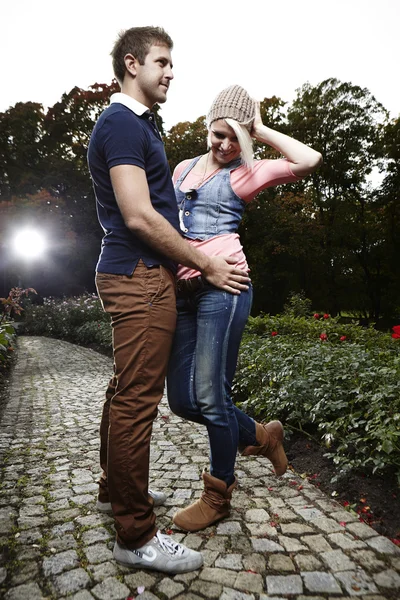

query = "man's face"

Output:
[[134, 44, 174, 108]]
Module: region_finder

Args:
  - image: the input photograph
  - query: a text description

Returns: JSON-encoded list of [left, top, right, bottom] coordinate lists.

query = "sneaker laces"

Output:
[[155, 531, 185, 557]]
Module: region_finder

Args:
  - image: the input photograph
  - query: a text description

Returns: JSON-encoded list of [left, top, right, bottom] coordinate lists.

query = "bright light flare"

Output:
[[11, 228, 47, 259]]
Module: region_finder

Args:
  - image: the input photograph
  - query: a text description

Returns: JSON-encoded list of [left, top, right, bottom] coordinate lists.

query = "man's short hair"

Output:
[[111, 26, 173, 84]]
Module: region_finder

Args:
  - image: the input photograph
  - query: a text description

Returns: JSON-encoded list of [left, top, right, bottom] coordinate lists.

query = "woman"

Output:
[[167, 85, 322, 532]]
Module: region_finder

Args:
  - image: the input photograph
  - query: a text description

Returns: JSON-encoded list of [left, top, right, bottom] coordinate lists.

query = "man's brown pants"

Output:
[[95, 261, 176, 548]]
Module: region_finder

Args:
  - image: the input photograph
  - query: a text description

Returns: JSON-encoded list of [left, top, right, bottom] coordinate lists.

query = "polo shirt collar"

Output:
[[110, 92, 149, 116]]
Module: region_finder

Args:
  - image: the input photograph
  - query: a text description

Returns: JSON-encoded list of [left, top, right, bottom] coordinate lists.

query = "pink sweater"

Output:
[[174, 158, 300, 279]]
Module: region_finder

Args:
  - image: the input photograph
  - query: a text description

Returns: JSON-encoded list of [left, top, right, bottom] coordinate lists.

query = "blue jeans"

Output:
[[167, 282, 257, 486]]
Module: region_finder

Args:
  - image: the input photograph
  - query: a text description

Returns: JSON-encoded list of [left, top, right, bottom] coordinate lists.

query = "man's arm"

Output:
[[110, 164, 250, 293]]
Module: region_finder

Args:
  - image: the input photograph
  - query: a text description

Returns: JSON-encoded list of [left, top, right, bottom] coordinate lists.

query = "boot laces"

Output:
[[155, 531, 185, 557]]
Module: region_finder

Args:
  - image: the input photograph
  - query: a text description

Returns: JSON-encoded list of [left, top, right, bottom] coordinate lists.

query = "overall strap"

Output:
[[175, 156, 202, 186]]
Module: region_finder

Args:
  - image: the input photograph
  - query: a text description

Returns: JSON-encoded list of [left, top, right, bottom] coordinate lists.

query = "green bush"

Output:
[[233, 315, 400, 482], [19, 294, 112, 353], [0, 322, 16, 363]]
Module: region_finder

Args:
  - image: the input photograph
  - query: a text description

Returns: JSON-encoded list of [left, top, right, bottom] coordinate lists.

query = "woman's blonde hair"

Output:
[[207, 119, 254, 169]]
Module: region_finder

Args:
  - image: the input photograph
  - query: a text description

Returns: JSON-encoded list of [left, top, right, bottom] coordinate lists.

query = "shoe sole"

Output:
[[113, 555, 203, 574]]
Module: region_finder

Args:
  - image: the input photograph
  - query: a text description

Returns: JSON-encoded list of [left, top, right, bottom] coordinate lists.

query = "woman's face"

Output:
[[209, 119, 241, 165]]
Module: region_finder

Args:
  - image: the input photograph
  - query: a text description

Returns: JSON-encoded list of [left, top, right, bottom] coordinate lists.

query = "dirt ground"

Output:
[[286, 431, 400, 544]]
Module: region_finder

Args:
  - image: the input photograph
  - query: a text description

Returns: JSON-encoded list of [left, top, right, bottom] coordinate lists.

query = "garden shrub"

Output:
[[233, 321, 400, 482], [19, 294, 112, 353]]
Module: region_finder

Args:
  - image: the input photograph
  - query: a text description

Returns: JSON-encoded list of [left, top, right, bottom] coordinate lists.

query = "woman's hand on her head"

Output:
[[251, 101, 265, 139]]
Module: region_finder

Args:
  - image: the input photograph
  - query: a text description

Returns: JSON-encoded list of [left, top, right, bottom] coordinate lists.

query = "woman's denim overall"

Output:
[[167, 157, 257, 486]]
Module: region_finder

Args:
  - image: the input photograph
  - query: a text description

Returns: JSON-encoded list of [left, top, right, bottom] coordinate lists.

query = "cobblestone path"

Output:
[[0, 336, 399, 600]]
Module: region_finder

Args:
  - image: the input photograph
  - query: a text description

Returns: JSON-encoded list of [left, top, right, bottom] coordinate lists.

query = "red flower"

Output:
[[320, 333, 328, 341], [323, 313, 330, 319], [313, 313, 320, 319], [271, 331, 278, 337], [340, 336, 347, 341], [392, 325, 400, 339]]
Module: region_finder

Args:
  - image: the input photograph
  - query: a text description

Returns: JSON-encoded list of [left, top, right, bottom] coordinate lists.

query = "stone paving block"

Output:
[[330, 509, 359, 523], [52, 568, 91, 596], [72, 494, 94, 506], [366, 535, 400, 555], [123, 569, 157, 588], [18, 515, 48, 529], [312, 516, 345, 534], [301, 534, 333, 552], [182, 533, 203, 550], [391, 556, 400, 570], [328, 532, 367, 550], [48, 499, 70, 511], [49, 488, 74, 501], [294, 553, 323, 571], [373, 568, 400, 589], [321, 549, 357, 571], [201, 549, 220, 567], [346, 521, 380, 539], [88, 561, 118, 582], [4, 582, 45, 599], [280, 522, 314, 535], [81, 527, 112, 546], [242, 553, 266, 573], [349, 549, 386, 572], [301, 571, 342, 594], [200, 567, 236, 586], [268, 554, 296, 572], [234, 570, 264, 593], [278, 535, 308, 552], [19, 504, 45, 517], [215, 553, 243, 570], [220, 587, 255, 599], [51, 508, 81, 522], [230, 536, 252, 553], [84, 543, 113, 564], [245, 523, 278, 537], [190, 579, 222, 597], [217, 521, 243, 535], [42, 549, 80, 577], [10, 561, 40, 585], [294, 506, 324, 520], [245, 509, 270, 522], [266, 574, 303, 595], [90, 576, 130, 599], [335, 568, 379, 595], [69, 591, 94, 600], [251, 537, 284, 553], [75, 514, 113, 528], [157, 576, 185, 597]]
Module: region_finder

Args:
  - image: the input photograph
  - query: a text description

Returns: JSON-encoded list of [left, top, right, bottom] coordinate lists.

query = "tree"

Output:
[[286, 78, 390, 317]]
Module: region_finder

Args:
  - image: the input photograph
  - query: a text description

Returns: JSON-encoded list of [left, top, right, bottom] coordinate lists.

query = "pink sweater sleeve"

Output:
[[232, 159, 301, 202]]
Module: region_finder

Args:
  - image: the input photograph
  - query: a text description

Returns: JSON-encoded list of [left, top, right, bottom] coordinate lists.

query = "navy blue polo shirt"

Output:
[[87, 95, 180, 275]]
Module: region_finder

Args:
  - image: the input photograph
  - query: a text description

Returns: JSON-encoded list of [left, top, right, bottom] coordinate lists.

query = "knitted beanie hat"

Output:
[[206, 85, 256, 131]]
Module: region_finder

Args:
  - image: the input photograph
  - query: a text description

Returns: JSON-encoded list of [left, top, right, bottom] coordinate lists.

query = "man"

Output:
[[87, 26, 249, 574]]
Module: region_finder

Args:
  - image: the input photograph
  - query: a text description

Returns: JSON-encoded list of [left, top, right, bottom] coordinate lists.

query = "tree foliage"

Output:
[[0, 78, 398, 322]]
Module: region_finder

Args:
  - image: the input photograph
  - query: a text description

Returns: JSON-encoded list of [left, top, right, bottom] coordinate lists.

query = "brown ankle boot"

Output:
[[241, 420, 288, 476], [173, 470, 236, 532]]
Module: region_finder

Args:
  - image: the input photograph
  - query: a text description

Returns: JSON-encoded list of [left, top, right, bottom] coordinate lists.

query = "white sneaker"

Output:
[[113, 530, 203, 573], [97, 489, 167, 513]]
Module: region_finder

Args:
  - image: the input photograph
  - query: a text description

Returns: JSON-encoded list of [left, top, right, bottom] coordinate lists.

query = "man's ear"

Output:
[[124, 53, 138, 77]]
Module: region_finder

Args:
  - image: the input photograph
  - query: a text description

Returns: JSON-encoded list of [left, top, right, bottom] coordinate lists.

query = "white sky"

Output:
[[1, 0, 398, 130]]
